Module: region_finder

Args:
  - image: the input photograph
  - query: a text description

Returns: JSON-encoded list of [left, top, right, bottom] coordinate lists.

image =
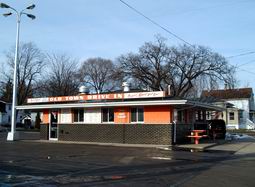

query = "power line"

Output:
[[236, 59, 255, 68], [226, 51, 255, 59], [238, 68, 255, 76], [119, 0, 193, 47], [230, 63, 255, 76], [119, 1, 255, 77]]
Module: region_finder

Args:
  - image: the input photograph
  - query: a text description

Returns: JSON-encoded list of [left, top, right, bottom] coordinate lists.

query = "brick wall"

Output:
[[58, 124, 123, 143], [57, 123, 172, 145], [40, 124, 49, 140]]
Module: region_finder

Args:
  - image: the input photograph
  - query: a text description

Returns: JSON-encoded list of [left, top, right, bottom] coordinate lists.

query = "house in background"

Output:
[[0, 100, 11, 126], [201, 88, 255, 129], [21, 112, 42, 128], [0, 100, 24, 126]]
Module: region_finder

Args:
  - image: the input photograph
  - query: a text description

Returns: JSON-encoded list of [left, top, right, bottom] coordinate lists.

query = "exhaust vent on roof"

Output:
[[122, 82, 130, 92], [79, 86, 89, 94]]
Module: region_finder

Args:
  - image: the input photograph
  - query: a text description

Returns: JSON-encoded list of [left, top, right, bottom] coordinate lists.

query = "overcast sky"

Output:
[[0, 0, 255, 90]]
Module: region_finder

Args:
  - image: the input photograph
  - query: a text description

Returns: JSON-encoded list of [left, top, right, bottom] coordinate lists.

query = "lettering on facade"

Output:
[[27, 91, 165, 104], [117, 113, 126, 119]]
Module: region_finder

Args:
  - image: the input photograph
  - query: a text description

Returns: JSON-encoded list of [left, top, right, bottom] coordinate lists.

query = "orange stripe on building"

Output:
[[144, 106, 172, 124]]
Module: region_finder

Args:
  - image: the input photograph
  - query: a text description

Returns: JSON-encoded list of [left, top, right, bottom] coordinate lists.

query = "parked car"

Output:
[[194, 119, 226, 139], [207, 119, 226, 139]]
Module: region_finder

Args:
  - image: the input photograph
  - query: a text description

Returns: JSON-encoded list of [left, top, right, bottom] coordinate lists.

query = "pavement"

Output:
[[2, 131, 255, 154], [1, 132, 255, 186]]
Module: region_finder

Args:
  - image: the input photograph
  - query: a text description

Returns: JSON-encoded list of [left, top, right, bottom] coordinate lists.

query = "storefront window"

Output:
[[102, 108, 114, 122], [178, 110, 184, 122], [195, 111, 204, 121], [131, 107, 144, 122], [74, 109, 84, 122], [131, 108, 137, 122]]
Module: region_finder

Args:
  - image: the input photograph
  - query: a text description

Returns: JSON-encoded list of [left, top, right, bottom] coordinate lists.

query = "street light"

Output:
[[0, 2, 36, 141]]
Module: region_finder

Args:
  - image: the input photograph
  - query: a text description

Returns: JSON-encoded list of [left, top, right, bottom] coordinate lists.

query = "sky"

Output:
[[0, 0, 255, 90]]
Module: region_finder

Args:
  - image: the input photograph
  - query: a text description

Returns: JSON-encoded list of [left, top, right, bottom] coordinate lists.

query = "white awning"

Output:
[[16, 99, 225, 111]]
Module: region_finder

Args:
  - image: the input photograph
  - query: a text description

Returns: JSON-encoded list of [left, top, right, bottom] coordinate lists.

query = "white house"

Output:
[[0, 100, 24, 126], [201, 88, 255, 129]]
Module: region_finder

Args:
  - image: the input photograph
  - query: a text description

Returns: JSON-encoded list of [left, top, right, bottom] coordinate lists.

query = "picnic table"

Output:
[[187, 130, 207, 144]]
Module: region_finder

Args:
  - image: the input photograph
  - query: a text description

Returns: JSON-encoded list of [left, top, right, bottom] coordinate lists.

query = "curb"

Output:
[[173, 140, 231, 151], [21, 139, 171, 149]]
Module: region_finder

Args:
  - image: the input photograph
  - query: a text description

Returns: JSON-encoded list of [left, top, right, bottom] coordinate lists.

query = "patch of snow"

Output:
[[225, 133, 255, 140]]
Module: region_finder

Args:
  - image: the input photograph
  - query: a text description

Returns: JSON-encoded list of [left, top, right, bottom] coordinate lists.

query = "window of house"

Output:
[[238, 111, 243, 119], [73, 109, 84, 122], [250, 113, 253, 121], [131, 107, 144, 122], [102, 108, 114, 122], [229, 112, 235, 120]]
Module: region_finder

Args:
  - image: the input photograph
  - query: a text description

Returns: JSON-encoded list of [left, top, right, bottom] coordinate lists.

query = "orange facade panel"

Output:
[[42, 109, 49, 124], [114, 107, 130, 124], [144, 106, 172, 124]]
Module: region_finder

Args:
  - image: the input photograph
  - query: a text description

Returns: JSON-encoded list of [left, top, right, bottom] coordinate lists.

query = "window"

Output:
[[229, 112, 235, 120], [206, 111, 210, 120], [195, 111, 205, 121], [178, 111, 183, 122], [73, 109, 84, 122], [131, 107, 144, 122], [84, 108, 101, 123], [102, 108, 114, 122], [238, 110, 243, 119], [250, 113, 253, 121]]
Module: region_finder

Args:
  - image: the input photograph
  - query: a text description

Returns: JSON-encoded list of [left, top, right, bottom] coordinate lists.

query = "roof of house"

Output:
[[201, 88, 253, 100]]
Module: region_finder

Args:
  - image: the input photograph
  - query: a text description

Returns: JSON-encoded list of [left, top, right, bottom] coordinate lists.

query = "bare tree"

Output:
[[1, 42, 45, 104], [36, 54, 80, 96], [118, 36, 169, 91], [224, 67, 238, 89], [186, 75, 220, 98], [0, 78, 13, 102], [79, 58, 120, 93], [118, 36, 236, 98], [165, 45, 234, 97]]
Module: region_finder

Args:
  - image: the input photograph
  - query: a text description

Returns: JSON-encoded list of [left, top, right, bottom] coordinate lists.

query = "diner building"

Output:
[[16, 89, 224, 145]]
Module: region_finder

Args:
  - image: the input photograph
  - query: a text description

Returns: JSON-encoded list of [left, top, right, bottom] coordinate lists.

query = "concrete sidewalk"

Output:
[[208, 139, 255, 155], [175, 139, 226, 151], [176, 138, 255, 155], [23, 139, 172, 149]]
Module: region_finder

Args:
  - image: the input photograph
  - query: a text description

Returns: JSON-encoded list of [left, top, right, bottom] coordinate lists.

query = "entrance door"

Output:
[[49, 111, 58, 140]]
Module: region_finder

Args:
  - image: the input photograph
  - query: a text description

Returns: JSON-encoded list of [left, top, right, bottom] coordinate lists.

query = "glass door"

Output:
[[49, 111, 58, 140]]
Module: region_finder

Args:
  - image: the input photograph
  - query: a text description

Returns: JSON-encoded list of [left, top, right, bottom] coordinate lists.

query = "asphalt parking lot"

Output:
[[1, 132, 255, 186]]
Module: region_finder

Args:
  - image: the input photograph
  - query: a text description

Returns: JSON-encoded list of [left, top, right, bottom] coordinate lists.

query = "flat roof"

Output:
[[16, 99, 225, 111]]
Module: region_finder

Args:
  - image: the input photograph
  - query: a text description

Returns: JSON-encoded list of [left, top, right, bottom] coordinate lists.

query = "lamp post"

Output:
[[0, 2, 35, 141]]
